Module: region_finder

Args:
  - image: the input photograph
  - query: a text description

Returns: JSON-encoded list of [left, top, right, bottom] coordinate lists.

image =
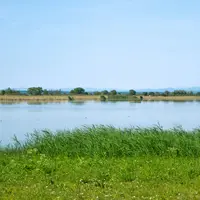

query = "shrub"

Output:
[[68, 96, 74, 101], [129, 89, 136, 95], [100, 95, 106, 101]]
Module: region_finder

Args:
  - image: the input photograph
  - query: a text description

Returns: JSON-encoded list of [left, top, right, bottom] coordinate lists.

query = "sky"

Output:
[[0, 0, 200, 90]]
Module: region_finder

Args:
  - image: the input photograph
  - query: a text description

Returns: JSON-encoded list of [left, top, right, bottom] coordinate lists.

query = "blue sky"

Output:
[[0, 0, 200, 89]]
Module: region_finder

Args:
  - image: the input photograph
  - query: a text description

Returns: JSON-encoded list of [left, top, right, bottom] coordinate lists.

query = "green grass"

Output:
[[2, 126, 200, 199], [1, 154, 200, 199], [8, 125, 200, 157]]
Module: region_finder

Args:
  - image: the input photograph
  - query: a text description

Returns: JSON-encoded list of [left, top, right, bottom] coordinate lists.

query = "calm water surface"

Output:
[[0, 101, 200, 145]]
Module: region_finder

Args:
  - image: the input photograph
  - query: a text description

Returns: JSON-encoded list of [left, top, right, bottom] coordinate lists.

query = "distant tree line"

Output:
[[141, 90, 199, 96], [0, 87, 65, 96], [1, 87, 200, 96], [0, 88, 21, 95], [91, 89, 136, 96], [27, 87, 66, 95], [0, 87, 137, 96]]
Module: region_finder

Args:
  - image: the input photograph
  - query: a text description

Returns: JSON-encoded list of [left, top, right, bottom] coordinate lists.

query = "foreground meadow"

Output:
[[1, 126, 200, 199]]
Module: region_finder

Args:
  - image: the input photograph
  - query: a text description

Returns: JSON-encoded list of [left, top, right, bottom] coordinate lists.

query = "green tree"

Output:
[[101, 90, 109, 95], [43, 89, 49, 95], [27, 87, 43, 95], [163, 91, 170, 96], [1, 90, 5, 95], [174, 90, 187, 96], [129, 89, 136, 95], [110, 90, 117, 95], [3, 88, 20, 95], [53, 90, 62, 95], [149, 92, 155, 96], [5, 88, 13, 95], [143, 92, 148, 96], [155, 92, 161, 96], [187, 91, 194, 96], [70, 87, 85, 94], [93, 91, 101, 95]]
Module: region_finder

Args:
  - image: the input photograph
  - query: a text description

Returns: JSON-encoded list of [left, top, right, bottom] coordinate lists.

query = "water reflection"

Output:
[[0, 101, 22, 105], [27, 102, 48, 105], [129, 101, 141, 104], [68, 101, 86, 106]]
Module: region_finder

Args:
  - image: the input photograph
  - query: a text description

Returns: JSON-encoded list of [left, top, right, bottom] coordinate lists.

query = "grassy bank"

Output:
[[2, 126, 200, 199], [0, 95, 100, 102], [142, 95, 200, 101], [1, 94, 200, 102], [0, 95, 69, 102]]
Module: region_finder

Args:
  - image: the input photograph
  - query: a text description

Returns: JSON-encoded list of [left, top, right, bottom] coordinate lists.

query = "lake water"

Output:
[[0, 101, 200, 145]]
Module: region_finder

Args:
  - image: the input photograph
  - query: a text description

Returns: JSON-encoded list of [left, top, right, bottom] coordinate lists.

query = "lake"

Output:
[[0, 101, 200, 145]]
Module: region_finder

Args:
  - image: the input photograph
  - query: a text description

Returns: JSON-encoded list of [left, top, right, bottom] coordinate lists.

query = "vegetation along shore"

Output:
[[1, 126, 200, 199], [1, 87, 200, 102]]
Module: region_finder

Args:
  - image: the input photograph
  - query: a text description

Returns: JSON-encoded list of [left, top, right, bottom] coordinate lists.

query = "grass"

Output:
[[2, 155, 200, 199], [0, 95, 100, 102], [6, 125, 200, 157], [2, 126, 200, 199], [0, 95, 70, 102]]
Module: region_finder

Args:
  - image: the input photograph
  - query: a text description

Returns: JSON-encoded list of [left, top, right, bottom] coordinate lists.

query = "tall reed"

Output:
[[3, 125, 200, 158]]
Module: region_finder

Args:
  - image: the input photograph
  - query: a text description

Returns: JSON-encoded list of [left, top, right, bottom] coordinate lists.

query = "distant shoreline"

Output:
[[142, 95, 200, 101], [0, 95, 200, 102]]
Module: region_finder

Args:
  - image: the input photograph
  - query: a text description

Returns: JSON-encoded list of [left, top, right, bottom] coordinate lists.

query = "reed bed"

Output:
[[0, 95, 69, 101], [1, 95, 200, 102], [4, 125, 200, 158]]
